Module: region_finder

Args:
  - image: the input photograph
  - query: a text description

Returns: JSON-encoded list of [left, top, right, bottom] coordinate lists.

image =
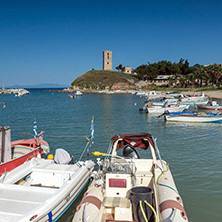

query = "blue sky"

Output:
[[1, 0, 222, 86]]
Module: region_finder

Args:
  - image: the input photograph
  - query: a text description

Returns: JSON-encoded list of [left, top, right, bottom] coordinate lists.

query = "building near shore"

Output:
[[122, 66, 132, 74]]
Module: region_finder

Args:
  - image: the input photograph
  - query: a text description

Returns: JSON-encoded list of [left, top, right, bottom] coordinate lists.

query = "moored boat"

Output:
[[68, 94, 76, 99], [73, 133, 188, 222], [75, 91, 83, 96], [197, 101, 222, 111], [0, 153, 94, 222], [178, 92, 209, 105], [0, 125, 49, 176], [15, 89, 30, 97], [106, 90, 115, 94], [162, 111, 222, 123], [146, 102, 189, 114]]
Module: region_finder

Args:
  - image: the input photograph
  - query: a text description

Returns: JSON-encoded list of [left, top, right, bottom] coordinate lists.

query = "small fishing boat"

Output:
[[146, 102, 189, 114], [106, 90, 115, 94], [197, 101, 222, 111], [0, 153, 94, 222], [0, 102, 6, 109], [178, 93, 209, 105], [0, 118, 95, 221], [146, 91, 165, 99], [73, 133, 188, 222], [162, 111, 222, 123], [0, 125, 49, 176], [68, 94, 76, 99], [75, 91, 83, 96], [15, 89, 30, 97]]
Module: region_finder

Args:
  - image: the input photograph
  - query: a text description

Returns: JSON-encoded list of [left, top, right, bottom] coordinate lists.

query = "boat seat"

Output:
[[133, 159, 153, 186], [103, 196, 130, 208]]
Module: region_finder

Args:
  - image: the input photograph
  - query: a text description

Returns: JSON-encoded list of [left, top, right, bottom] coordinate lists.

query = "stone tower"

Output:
[[103, 50, 112, 71]]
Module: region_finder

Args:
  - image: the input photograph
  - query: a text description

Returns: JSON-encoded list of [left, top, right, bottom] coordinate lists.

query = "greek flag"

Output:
[[33, 120, 38, 139], [90, 117, 94, 144]]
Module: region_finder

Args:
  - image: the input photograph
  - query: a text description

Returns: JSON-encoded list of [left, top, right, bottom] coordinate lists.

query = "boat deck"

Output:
[[0, 184, 56, 221], [0, 158, 87, 222]]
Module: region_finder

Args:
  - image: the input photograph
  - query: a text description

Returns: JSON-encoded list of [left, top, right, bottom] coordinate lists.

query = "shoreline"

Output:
[[2, 87, 221, 99], [55, 88, 222, 99]]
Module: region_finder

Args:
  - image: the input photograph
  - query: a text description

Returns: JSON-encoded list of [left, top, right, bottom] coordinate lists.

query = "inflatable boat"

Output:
[[73, 133, 188, 222]]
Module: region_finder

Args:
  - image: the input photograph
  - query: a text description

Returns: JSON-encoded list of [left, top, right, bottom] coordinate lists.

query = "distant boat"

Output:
[[162, 111, 222, 123], [15, 89, 30, 97], [106, 90, 114, 94], [75, 91, 83, 96], [98, 90, 107, 94], [68, 94, 76, 99], [178, 92, 209, 105], [146, 91, 165, 99]]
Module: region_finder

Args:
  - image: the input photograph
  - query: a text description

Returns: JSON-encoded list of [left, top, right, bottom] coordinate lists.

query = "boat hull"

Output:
[[165, 115, 222, 123], [0, 138, 49, 176], [0, 147, 42, 176], [147, 105, 189, 113], [197, 106, 222, 110], [180, 100, 209, 105]]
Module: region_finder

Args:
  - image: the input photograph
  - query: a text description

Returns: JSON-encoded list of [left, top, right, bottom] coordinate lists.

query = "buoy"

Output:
[[47, 154, 54, 160]]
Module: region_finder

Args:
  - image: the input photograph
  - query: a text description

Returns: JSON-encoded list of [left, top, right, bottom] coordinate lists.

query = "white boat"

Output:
[[150, 98, 179, 106], [136, 91, 146, 96], [75, 91, 83, 96], [106, 91, 114, 94], [146, 91, 165, 99], [0, 151, 94, 222], [164, 111, 222, 123], [197, 100, 222, 111], [180, 100, 209, 106], [178, 93, 209, 105], [73, 133, 188, 222], [146, 102, 189, 114], [15, 89, 30, 97]]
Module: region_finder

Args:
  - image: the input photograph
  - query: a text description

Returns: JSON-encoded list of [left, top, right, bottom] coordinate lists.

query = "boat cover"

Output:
[[54, 148, 72, 164], [111, 133, 155, 151]]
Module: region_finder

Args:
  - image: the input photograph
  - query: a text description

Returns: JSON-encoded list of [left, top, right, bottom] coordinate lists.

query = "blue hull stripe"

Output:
[[53, 180, 89, 222]]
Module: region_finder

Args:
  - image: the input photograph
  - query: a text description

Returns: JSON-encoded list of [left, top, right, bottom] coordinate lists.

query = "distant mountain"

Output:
[[5, 83, 70, 89]]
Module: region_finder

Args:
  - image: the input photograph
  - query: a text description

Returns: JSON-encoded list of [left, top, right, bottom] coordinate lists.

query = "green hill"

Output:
[[71, 70, 137, 90]]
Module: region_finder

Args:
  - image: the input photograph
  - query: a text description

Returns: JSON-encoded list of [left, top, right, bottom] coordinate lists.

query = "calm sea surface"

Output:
[[1, 89, 222, 222]]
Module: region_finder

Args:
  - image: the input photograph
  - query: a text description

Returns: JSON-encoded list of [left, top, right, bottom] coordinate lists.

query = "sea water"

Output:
[[0, 89, 221, 222]]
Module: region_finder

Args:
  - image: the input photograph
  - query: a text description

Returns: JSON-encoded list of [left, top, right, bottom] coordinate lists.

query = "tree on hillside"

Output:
[[186, 73, 196, 88], [204, 64, 222, 87], [116, 64, 123, 72], [193, 66, 204, 87], [134, 59, 193, 80]]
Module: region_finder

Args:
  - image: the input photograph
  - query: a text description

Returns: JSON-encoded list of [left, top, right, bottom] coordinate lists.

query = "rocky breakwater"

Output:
[[0, 88, 29, 95]]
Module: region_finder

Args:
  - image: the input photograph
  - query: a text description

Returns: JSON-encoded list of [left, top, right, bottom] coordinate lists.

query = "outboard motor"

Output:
[[54, 148, 73, 164], [123, 145, 140, 159]]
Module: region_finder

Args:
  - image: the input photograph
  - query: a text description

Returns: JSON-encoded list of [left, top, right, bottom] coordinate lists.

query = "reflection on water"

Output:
[[0, 91, 222, 222]]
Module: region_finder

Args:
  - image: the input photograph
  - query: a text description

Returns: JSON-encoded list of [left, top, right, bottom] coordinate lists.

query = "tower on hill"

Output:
[[103, 50, 112, 71]]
